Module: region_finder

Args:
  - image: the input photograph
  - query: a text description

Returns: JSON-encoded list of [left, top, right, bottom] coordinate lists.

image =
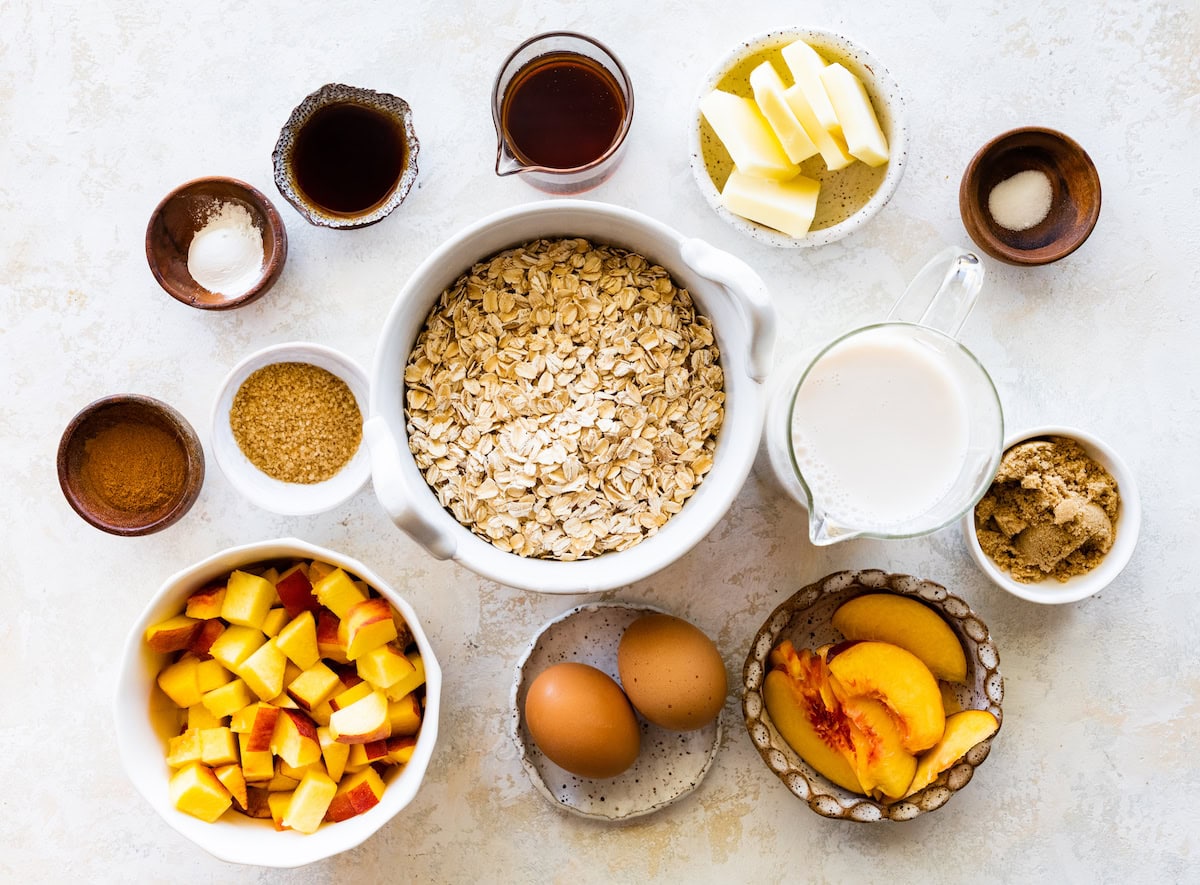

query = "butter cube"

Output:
[[721, 169, 821, 238], [780, 41, 841, 134], [749, 61, 819, 164], [783, 85, 854, 172], [699, 89, 798, 181], [820, 63, 889, 167]]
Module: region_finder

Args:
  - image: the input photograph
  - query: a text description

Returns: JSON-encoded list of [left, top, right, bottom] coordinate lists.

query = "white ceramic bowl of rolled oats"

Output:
[[367, 200, 776, 594]]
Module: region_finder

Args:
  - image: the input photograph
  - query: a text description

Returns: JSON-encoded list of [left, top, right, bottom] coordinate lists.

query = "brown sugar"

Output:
[[974, 436, 1120, 583], [230, 362, 362, 484]]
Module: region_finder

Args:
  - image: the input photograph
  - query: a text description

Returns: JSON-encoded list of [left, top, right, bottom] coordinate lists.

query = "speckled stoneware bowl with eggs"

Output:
[[509, 602, 723, 821], [742, 570, 1003, 822], [689, 27, 909, 248]]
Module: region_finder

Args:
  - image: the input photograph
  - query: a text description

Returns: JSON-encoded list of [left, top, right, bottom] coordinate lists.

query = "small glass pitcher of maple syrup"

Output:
[[492, 32, 634, 194]]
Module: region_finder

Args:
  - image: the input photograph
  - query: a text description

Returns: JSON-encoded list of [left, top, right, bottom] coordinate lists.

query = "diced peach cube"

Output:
[[238, 638, 287, 700], [287, 662, 341, 711], [165, 728, 203, 768], [157, 656, 203, 709], [339, 598, 398, 662], [184, 583, 226, 620], [169, 762, 232, 823], [276, 610, 320, 670], [213, 763, 249, 810], [145, 615, 203, 654], [312, 568, 367, 619], [199, 726, 238, 767], [221, 570, 276, 629], [324, 767, 385, 823], [260, 606, 289, 638], [201, 678, 253, 719], [209, 624, 266, 672]]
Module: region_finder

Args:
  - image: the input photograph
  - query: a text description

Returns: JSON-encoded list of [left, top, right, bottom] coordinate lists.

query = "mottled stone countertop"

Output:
[[3, 1, 1197, 881]]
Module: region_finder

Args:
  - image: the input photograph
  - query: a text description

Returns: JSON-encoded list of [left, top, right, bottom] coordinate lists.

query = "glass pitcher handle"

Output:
[[887, 247, 984, 339]]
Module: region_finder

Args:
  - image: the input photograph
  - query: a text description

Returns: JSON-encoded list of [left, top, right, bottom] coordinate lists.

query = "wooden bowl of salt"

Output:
[[57, 395, 205, 535], [146, 176, 288, 309], [959, 127, 1101, 266]]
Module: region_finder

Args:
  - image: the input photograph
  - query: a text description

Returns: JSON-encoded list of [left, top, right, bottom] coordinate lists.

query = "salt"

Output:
[[987, 169, 1053, 232], [187, 201, 265, 297]]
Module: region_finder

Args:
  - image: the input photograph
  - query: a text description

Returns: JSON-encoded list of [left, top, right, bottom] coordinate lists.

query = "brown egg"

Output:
[[617, 613, 727, 731], [523, 662, 640, 779]]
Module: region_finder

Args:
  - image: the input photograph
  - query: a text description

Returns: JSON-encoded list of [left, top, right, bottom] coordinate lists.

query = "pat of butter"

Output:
[[783, 84, 854, 171], [780, 41, 841, 135], [820, 63, 889, 167], [721, 169, 820, 238], [749, 61, 819, 164], [700, 90, 799, 181]]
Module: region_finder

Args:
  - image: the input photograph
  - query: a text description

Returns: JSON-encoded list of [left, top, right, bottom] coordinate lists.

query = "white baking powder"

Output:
[[987, 169, 1053, 232], [187, 201, 265, 297]]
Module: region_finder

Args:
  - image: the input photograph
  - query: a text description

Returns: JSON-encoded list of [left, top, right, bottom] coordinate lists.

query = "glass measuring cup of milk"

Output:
[[764, 248, 1003, 545]]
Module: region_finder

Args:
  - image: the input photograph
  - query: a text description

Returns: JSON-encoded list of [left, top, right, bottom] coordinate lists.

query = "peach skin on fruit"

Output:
[[905, 708, 999, 797], [831, 594, 968, 684], [762, 658, 864, 794], [825, 640, 945, 753]]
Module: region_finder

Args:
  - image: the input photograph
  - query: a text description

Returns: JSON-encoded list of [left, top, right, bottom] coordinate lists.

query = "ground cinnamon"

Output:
[[81, 419, 187, 512]]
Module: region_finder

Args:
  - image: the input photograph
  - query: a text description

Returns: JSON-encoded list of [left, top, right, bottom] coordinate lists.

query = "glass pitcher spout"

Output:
[[495, 143, 524, 176], [807, 508, 864, 546]]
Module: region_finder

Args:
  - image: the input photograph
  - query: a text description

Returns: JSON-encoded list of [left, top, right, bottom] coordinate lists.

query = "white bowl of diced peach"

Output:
[[114, 538, 441, 867], [689, 27, 909, 247]]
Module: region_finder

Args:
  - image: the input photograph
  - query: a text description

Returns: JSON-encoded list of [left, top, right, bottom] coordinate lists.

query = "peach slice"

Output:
[[826, 640, 945, 753], [840, 696, 917, 801], [762, 653, 864, 794], [905, 709, 999, 797], [831, 594, 968, 684]]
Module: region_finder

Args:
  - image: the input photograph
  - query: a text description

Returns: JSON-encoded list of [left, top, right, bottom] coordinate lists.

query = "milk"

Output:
[[789, 326, 970, 530]]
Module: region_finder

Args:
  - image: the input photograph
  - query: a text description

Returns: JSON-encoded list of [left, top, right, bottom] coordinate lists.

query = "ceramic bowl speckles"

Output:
[[510, 602, 723, 821], [273, 83, 419, 229], [689, 28, 909, 248], [742, 570, 1003, 822], [959, 127, 1101, 265], [57, 394, 204, 535]]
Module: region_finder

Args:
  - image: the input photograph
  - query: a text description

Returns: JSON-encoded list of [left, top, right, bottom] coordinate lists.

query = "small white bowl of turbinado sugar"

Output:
[[690, 28, 908, 247]]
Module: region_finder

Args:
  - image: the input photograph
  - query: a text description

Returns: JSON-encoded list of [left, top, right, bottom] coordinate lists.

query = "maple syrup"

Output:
[[291, 102, 407, 215], [501, 52, 626, 170]]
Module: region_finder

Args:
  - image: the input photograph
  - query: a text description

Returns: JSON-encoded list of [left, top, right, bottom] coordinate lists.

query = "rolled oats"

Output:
[[405, 238, 725, 560]]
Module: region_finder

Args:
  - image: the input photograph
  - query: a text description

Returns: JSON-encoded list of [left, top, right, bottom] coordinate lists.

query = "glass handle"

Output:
[[887, 247, 985, 339]]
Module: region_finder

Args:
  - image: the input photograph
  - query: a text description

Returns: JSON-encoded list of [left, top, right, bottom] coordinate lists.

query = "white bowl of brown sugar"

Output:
[[963, 426, 1141, 604], [211, 342, 370, 515]]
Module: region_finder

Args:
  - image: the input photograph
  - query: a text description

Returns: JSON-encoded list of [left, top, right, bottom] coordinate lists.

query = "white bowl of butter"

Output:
[[690, 28, 909, 247]]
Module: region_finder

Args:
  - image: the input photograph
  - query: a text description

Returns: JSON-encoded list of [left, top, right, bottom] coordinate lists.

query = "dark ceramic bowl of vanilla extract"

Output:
[[273, 84, 420, 229]]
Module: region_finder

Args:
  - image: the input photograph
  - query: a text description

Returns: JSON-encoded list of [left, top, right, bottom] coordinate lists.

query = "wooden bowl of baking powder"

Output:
[[58, 395, 205, 535], [146, 176, 288, 309]]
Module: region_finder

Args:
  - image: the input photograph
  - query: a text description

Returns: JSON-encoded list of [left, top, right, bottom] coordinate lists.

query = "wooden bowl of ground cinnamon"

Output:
[[58, 395, 204, 535]]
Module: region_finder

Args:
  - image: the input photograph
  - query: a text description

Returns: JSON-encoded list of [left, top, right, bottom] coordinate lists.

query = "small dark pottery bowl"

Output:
[[146, 176, 288, 310], [58, 395, 204, 535], [959, 127, 1100, 266]]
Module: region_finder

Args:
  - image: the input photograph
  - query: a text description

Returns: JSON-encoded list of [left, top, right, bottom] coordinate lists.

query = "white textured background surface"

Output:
[[2, 0, 1198, 881]]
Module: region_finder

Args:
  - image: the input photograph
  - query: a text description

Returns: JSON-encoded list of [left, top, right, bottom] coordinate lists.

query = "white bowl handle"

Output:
[[680, 238, 776, 381], [364, 416, 457, 560]]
